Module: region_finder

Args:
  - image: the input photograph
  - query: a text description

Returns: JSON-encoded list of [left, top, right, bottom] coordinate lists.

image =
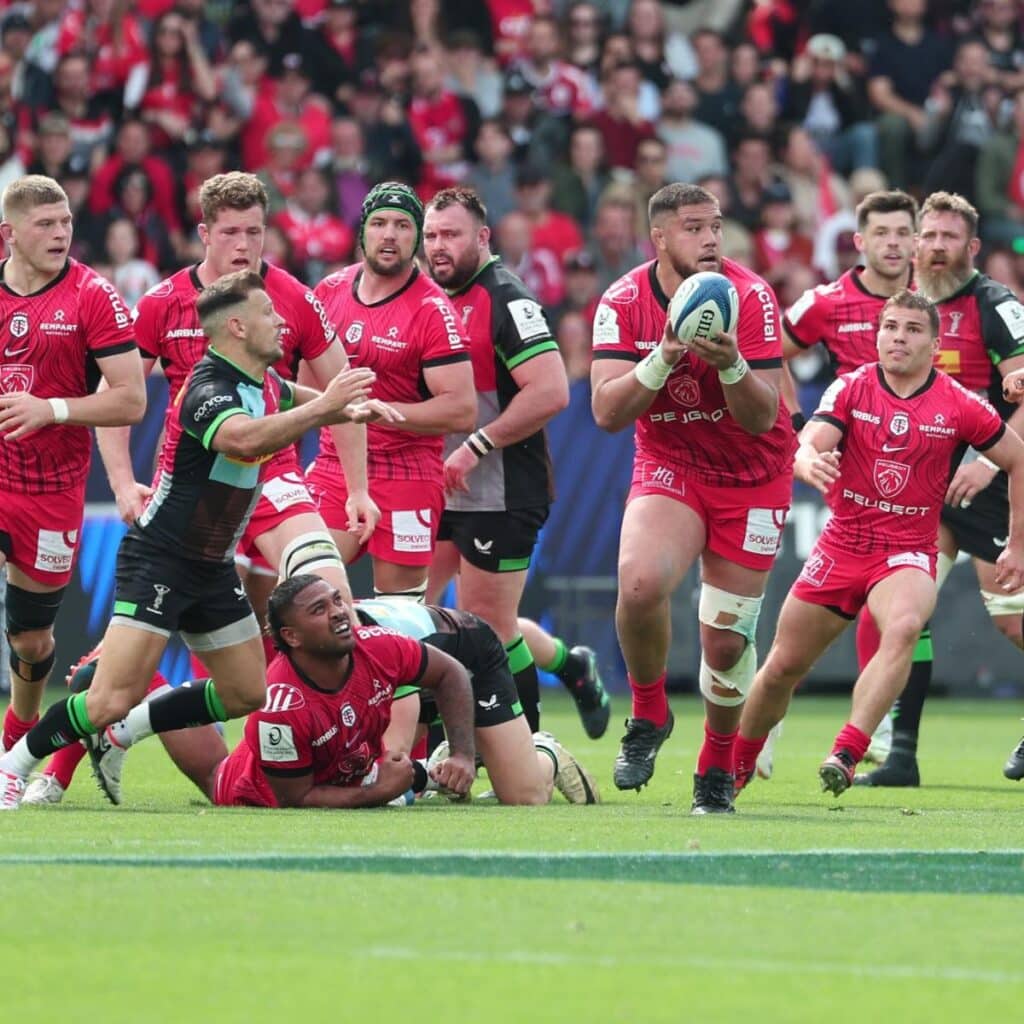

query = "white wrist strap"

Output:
[[48, 398, 69, 423], [977, 455, 999, 472], [633, 344, 674, 391], [718, 356, 749, 386]]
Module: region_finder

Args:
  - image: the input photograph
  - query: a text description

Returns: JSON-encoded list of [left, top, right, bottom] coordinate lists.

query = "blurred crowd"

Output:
[[1, 0, 1023, 380]]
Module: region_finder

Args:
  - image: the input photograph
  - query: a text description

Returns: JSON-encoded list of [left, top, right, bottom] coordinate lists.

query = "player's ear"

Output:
[[197, 222, 209, 246], [479, 224, 490, 248], [0, 220, 13, 244], [969, 236, 981, 258]]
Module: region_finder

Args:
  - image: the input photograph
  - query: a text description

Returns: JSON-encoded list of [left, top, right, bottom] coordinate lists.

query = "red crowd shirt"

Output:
[[408, 90, 471, 197], [272, 207, 354, 269], [56, 11, 147, 94], [812, 363, 1004, 555], [591, 257, 795, 487], [0, 259, 136, 494], [313, 265, 471, 484], [218, 628, 428, 807]]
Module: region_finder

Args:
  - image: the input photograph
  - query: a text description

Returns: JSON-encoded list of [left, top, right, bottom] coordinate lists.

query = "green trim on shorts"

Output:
[[510, 700, 523, 717], [394, 685, 422, 700], [498, 555, 531, 572], [113, 600, 137, 617]]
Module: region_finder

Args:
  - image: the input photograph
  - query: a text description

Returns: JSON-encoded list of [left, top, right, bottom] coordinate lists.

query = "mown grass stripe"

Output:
[[1, 850, 1022, 894]]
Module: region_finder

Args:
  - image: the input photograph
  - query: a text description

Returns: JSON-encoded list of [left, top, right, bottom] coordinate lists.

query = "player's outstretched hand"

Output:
[[345, 488, 380, 544], [443, 443, 479, 495], [0, 392, 61, 440], [319, 367, 376, 419], [113, 481, 154, 525], [660, 316, 688, 365], [945, 459, 998, 509], [343, 398, 404, 424], [1004, 369, 1024, 403], [995, 546, 1024, 593], [374, 751, 416, 800], [430, 751, 475, 798], [685, 329, 741, 371], [794, 447, 841, 495]]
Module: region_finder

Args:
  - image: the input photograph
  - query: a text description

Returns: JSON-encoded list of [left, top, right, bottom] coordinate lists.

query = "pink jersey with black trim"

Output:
[[314, 264, 471, 484], [0, 258, 135, 493], [591, 257, 795, 487], [221, 627, 428, 808], [783, 267, 894, 376], [812, 363, 1004, 555]]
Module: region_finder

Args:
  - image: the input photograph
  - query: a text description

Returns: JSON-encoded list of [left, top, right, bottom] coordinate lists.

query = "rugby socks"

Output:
[[1, 692, 97, 777], [629, 672, 669, 728], [43, 743, 87, 789], [831, 723, 871, 766], [887, 631, 933, 760], [697, 722, 736, 775], [733, 732, 769, 788], [539, 636, 589, 693], [2, 707, 38, 752], [854, 610, 880, 670], [119, 678, 229, 744], [505, 634, 541, 733]]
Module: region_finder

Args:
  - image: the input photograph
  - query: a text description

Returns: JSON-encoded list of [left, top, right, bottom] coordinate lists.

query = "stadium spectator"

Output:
[[729, 41, 763, 91], [498, 66, 566, 168], [976, 88, 1024, 246], [254, 122, 308, 214], [626, 0, 696, 90], [657, 77, 728, 185], [556, 310, 593, 382], [272, 166, 354, 283], [0, 121, 25, 196], [349, 71, 422, 184], [727, 132, 773, 231], [631, 135, 670, 231], [514, 162, 584, 265], [47, 52, 114, 172], [968, 0, 1024, 94], [591, 61, 657, 169], [983, 246, 1023, 293], [661, 0, 746, 39], [219, 38, 271, 127], [104, 216, 160, 307], [25, 111, 76, 180], [19, 0, 64, 95], [226, 0, 320, 77], [738, 80, 780, 140], [3, 13, 34, 101], [516, 14, 596, 121], [783, 33, 878, 174], [564, 2, 604, 78], [308, 0, 365, 109], [550, 122, 611, 235], [777, 125, 852, 238], [485, 0, 535, 67], [466, 118, 518, 229], [445, 29, 503, 119], [108, 164, 177, 270], [867, 0, 954, 189], [123, 10, 218, 155], [495, 208, 564, 308], [319, 114, 371, 230], [690, 28, 742, 138], [591, 188, 646, 288], [697, 172, 754, 263], [180, 131, 229, 235], [558, 247, 601, 326], [171, 0, 224, 65], [751, 179, 814, 289]]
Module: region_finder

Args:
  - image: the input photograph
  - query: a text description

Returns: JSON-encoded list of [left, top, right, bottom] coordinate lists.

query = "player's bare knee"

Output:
[[881, 612, 926, 653], [702, 629, 748, 671]]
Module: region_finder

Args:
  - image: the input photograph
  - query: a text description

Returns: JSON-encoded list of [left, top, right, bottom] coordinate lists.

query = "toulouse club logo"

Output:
[[346, 321, 363, 345], [9, 312, 28, 338], [874, 459, 910, 498], [667, 374, 700, 408]]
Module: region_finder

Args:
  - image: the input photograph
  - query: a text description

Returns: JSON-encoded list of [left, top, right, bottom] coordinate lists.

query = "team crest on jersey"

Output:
[[346, 321, 363, 345], [946, 311, 963, 336], [146, 279, 174, 298], [605, 278, 639, 304], [9, 312, 28, 338], [0, 363, 33, 393], [667, 374, 700, 408], [889, 412, 909, 436], [874, 459, 910, 498], [341, 703, 357, 727]]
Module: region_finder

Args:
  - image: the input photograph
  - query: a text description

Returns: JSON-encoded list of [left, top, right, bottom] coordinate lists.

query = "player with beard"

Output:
[[591, 183, 794, 813], [419, 186, 609, 739], [857, 191, 1024, 787], [734, 291, 1024, 798], [307, 183, 477, 602], [770, 190, 920, 775]]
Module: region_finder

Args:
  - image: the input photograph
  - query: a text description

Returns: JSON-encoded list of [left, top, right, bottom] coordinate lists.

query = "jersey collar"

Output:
[[351, 264, 420, 307], [647, 261, 670, 311], [446, 254, 500, 298], [207, 344, 265, 384], [851, 264, 914, 298], [0, 257, 71, 297], [876, 361, 936, 399], [285, 650, 355, 694], [189, 261, 269, 292]]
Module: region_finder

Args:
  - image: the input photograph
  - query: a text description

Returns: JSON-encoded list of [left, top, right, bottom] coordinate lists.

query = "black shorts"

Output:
[[112, 535, 259, 651], [940, 471, 1009, 565], [437, 507, 549, 573], [407, 609, 523, 729]]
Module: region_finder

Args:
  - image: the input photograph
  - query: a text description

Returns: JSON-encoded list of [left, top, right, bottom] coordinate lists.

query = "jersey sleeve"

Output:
[[735, 278, 783, 368], [953, 380, 1006, 450], [243, 704, 315, 775], [416, 293, 472, 368], [591, 280, 643, 362], [977, 277, 1024, 365], [179, 376, 249, 448], [364, 631, 430, 689], [268, 368, 295, 411], [811, 374, 851, 434], [80, 273, 136, 357], [783, 285, 829, 349], [493, 276, 558, 370], [131, 286, 167, 361], [294, 287, 337, 361]]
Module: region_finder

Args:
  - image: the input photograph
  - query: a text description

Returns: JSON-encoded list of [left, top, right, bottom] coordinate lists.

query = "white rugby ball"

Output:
[[669, 271, 739, 343]]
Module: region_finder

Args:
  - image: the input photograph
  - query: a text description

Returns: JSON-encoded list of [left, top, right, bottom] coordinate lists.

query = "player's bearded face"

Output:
[[10, 201, 72, 276], [363, 213, 417, 277], [423, 209, 481, 290], [659, 203, 722, 279], [915, 213, 974, 300], [860, 212, 915, 281], [203, 206, 266, 277]]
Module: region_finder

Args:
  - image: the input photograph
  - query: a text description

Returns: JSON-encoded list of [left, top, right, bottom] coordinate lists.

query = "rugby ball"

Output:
[[669, 271, 739, 343]]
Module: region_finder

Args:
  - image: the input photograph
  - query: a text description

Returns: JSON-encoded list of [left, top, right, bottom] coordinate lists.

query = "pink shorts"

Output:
[[627, 459, 792, 571], [792, 536, 937, 619], [236, 461, 319, 572], [306, 460, 444, 567], [0, 486, 84, 585]]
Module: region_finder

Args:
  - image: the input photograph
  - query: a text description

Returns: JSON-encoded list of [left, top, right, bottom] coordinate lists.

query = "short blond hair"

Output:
[[2, 175, 69, 220], [920, 191, 978, 237], [198, 172, 268, 225]]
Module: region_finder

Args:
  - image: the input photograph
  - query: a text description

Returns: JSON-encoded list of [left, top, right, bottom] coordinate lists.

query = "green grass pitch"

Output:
[[3, 692, 1023, 1022]]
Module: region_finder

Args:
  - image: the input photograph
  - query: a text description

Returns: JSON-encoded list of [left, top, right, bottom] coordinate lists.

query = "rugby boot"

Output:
[[819, 748, 857, 797], [613, 710, 674, 791], [691, 767, 736, 814], [564, 646, 611, 739], [853, 751, 920, 788], [1003, 734, 1024, 781]]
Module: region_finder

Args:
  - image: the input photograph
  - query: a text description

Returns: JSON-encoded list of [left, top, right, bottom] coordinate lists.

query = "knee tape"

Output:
[[279, 531, 344, 579], [373, 580, 428, 603], [699, 642, 756, 707], [936, 552, 955, 591], [9, 643, 55, 682], [980, 588, 1024, 618], [698, 583, 763, 644], [4, 583, 65, 635]]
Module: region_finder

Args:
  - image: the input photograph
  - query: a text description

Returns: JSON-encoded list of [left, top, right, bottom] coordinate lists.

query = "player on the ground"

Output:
[[734, 291, 1024, 797], [590, 182, 794, 813], [420, 185, 608, 738], [0, 270, 392, 809], [0, 174, 145, 755], [96, 171, 374, 625], [359, 596, 599, 804], [856, 192, 1024, 787], [307, 181, 477, 601]]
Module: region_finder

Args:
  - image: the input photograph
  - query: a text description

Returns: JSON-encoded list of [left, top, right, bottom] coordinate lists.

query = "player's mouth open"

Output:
[[332, 618, 351, 636]]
